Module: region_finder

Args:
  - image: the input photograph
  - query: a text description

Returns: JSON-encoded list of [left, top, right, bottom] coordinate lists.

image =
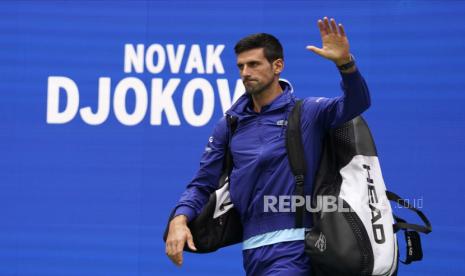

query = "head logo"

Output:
[[363, 164, 386, 244], [315, 232, 327, 252]]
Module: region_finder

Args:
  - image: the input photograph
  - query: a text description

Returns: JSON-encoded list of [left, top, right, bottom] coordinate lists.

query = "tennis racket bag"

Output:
[[287, 100, 432, 276]]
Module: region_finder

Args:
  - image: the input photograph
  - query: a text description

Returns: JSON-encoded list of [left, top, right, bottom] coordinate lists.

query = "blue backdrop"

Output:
[[1, 1, 464, 275]]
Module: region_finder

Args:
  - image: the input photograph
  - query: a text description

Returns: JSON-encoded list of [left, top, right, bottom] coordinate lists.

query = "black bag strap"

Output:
[[223, 115, 238, 175], [286, 100, 307, 228], [386, 190, 432, 234], [386, 190, 431, 264], [392, 215, 425, 264], [386, 191, 432, 264]]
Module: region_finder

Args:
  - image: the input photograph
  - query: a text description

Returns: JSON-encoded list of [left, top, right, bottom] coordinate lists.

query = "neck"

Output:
[[251, 80, 283, 113]]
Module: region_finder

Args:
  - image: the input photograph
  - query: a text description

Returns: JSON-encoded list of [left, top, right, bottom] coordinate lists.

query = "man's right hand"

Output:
[[165, 215, 197, 266]]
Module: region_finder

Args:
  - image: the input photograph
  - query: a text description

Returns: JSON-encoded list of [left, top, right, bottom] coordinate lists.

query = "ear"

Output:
[[273, 58, 284, 75]]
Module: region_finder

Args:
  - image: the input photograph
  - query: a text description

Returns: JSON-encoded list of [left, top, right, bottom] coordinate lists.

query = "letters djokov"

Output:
[[46, 43, 244, 126]]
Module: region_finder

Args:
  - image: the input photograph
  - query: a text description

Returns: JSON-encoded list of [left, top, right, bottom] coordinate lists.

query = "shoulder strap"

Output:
[[226, 114, 238, 141], [286, 100, 307, 228], [224, 115, 238, 175]]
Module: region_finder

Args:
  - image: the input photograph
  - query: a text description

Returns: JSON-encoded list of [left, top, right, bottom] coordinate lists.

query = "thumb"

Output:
[[306, 45, 325, 57], [186, 233, 197, 251]]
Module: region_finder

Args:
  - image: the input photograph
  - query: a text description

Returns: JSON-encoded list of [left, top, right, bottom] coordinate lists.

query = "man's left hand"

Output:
[[307, 17, 352, 66]]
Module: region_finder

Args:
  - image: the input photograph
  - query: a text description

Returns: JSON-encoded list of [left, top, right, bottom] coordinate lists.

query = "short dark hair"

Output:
[[234, 33, 284, 63]]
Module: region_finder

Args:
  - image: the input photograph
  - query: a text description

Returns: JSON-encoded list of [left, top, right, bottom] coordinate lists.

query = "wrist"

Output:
[[334, 54, 352, 66], [336, 54, 356, 72], [171, 214, 188, 225]]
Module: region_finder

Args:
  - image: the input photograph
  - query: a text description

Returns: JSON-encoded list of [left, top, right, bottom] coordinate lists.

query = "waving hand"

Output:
[[307, 17, 352, 66]]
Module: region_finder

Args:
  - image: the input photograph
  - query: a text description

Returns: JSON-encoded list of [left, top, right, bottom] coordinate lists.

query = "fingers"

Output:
[[166, 239, 183, 266], [174, 252, 183, 267], [330, 18, 338, 35], [317, 19, 328, 36], [166, 230, 188, 266], [338, 23, 346, 37], [306, 45, 324, 57], [175, 235, 186, 256], [320, 17, 344, 36], [186, 233, 197, 251], [165, 239, 174, 257], [167, 239, 184, 266], [323, 17, 332, 34]]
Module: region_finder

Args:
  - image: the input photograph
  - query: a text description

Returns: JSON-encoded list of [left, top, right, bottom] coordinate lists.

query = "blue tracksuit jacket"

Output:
[[174, 69, 371, 242]]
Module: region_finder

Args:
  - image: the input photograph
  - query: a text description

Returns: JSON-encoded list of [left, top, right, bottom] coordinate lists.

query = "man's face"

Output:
[[236, 48, 281, 95]]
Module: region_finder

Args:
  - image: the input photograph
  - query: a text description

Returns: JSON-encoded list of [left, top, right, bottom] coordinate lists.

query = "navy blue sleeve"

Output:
[[309, 69, 371, 130], [173, 116, 228, 222]]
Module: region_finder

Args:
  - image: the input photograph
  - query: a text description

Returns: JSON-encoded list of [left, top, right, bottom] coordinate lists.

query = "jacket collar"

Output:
[[226, 79, 294, 118]]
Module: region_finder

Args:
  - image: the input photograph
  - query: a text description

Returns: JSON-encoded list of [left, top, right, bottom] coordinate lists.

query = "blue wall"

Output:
[[1, 1, 464, 275]]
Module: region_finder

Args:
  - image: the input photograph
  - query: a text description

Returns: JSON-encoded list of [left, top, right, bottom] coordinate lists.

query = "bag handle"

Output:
[[386, 190, 432, 234]]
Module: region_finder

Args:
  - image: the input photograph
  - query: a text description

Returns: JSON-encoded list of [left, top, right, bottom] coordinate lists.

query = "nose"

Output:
[[241, 65, 252, 79]]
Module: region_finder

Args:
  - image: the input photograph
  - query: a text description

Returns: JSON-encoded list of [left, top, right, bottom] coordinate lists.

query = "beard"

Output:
[[244, 77, 274, 96]]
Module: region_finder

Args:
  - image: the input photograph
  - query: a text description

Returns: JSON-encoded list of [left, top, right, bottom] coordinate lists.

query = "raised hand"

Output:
[[307, 17, 351, 66]]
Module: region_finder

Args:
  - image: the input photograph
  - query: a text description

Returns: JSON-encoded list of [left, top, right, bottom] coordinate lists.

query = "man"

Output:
[[166, 17, 371, 275]]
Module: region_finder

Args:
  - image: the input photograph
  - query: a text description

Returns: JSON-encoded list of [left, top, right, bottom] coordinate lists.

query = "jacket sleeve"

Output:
[[308, 69, 371, 130], [173, 116, 229, 222]]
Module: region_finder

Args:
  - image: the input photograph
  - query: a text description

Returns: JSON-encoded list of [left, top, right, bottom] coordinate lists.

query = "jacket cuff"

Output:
[[173, 205, 196, 222], [339, 68, 362, 85], [340, 65, 361, 76]]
